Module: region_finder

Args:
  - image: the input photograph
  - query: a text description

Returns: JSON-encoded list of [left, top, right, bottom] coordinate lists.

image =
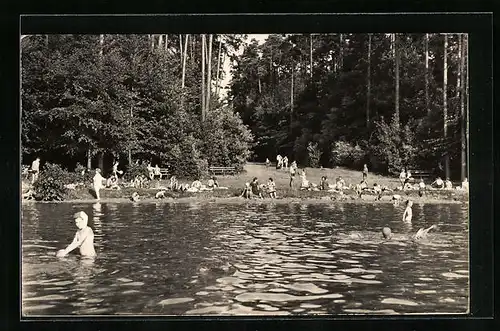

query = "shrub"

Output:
[[74, 163, 93, 183], [201, 107, 253, 172], [371, 115, 418, 174], [307, 142, 322, 168], [32, 162, 71, 201], [330, 141, 366, 168]]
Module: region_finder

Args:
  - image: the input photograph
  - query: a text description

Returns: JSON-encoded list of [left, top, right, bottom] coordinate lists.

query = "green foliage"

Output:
[[306, 142, 322, 168], [330, 141, 366, 168], [74, 163, 93, 183], [32, 163, 71, 201], [201, 107, 254, 172], [371, 115, 418, 174]]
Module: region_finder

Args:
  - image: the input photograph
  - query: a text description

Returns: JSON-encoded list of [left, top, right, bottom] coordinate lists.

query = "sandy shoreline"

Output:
[[22, 195, 467, 205]]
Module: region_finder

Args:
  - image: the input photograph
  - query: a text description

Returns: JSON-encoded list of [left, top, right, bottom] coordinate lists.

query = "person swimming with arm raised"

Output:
[[56, 211, 96, 258]]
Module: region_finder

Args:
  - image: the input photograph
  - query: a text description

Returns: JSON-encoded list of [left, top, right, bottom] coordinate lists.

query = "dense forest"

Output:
[[21, 33, 468, 180]]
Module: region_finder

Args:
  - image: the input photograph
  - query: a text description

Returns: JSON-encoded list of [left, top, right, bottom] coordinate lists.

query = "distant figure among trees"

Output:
[[283, 156, 289, 169]]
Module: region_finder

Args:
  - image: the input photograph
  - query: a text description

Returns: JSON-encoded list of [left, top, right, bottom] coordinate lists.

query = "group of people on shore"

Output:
[[241, 177, 277, 199]]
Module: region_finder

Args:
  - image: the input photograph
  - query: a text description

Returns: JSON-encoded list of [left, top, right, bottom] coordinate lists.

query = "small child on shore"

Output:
[[56, 211, 96, 258], [402, 200, 413, 223], [267, 177, 277, 198]]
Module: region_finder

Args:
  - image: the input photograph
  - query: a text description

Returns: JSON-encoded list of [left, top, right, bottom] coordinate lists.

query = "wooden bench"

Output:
[[408, 169, 433, 182], [208, 166, 236, 176]]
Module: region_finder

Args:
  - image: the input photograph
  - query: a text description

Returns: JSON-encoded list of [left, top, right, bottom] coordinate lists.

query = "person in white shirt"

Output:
[[31, 157, 40, 183]]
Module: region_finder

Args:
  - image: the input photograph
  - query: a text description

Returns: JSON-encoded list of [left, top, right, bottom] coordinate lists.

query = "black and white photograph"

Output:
[[21, 30, 471, 316]]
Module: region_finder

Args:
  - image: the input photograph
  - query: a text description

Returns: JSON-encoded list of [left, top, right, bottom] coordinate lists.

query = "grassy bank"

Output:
[[22, 163, 468, 204]]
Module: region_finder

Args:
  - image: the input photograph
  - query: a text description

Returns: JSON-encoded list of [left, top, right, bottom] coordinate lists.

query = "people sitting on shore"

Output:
[[133, 174, 147, 188], [431, 177, 445, 189], [355, 180, 369, 198], [459, 177, 468, 191], [372, 183, 383, 200], [169, 176, 179, 191], [207, 176, 219, 190], [130, 192, 140, 202], [335, 176, 346, 190], [405, 169, 412, 185], [191, 179, 204, 191], [267, 178, 277, 198], [445, 178, 453, 190], [153, 165, 162, 180], [250, 177, 263, 199], [399, 168, 407, 187], [155, 190, 167, 199], [241, 182, 252, 199]]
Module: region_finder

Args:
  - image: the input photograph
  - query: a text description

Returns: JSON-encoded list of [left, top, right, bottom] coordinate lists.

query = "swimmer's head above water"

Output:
[[74, 211, 88, 229], [382, 227, 393, 239]]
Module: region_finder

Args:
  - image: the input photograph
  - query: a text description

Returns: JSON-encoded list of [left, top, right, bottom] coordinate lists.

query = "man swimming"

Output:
[[56, 211, 96, 258]]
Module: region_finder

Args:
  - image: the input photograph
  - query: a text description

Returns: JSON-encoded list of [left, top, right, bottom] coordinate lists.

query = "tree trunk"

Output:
[[99, 34, 104, 60], [465, 35, 469, 176], [425, 33, 430, 115], [191, 37, 195, 67], [460, 34, 466, 180], [310, 34, 313, 78], [150, 34, 155, 52], [443, 34, 450, 179], [206, 34, 213, 111], [87, 149, 92, 169], [164, 35, 168, 52], [201, 34, 206, 121], [258, 77, 261, 93], [128, 105, 133, 166], [158, 35, 163, 51], [394, 33, 400, 127], [181, 34, 189, 88], [456, 34, 461, 99], [98, 152, 104, 172], [179, 35, 183, 63], [366, 33, 372, 129], [339, 34, 344, 71], [215, 37, 222, 97], [290, 63, 294, 126]]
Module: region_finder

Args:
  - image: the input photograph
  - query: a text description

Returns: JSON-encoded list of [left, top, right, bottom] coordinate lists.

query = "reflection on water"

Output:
[[22, 202, 469, 315]]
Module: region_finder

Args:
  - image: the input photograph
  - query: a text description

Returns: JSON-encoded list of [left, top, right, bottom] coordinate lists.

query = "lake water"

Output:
[[22, 201, 469, 316]]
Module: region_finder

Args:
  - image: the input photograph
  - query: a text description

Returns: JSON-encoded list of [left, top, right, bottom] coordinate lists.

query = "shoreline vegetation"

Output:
[[22, 163, 468, 205]]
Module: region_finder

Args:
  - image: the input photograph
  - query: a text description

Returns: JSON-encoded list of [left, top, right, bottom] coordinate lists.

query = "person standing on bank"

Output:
[[93, 168, 105, 200], [362, 164, 368, 181], [31, 156, 40, 184]]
